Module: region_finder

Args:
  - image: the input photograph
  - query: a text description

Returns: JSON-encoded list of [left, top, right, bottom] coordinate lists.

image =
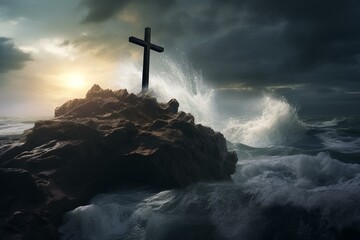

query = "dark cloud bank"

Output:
[[81, 0, 360, 115], [0, 37, 31, 74]]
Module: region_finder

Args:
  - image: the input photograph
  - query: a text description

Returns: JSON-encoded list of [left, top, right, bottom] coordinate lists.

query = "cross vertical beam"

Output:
[[143, 27, 150, 90], [129, 27, 164, 92]]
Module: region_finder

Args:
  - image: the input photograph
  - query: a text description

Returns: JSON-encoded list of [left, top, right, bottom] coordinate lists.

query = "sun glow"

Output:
[[65, 73, 86, 89]]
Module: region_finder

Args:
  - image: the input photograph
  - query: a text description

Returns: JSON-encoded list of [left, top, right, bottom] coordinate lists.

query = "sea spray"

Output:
[[115, 56, 214, 126], [116, 57, 306, 147], [222, 96, 306, 147]]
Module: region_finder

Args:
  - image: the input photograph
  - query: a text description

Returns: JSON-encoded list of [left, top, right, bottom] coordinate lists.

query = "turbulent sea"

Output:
[[1, 61, 360, 240]]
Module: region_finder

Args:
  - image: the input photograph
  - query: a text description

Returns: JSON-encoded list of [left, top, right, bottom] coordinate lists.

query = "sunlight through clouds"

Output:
[[39, 38, 77, 61]]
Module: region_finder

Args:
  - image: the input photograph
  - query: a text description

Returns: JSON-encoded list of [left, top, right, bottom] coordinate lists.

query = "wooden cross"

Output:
[[129, 27, 164, 92]]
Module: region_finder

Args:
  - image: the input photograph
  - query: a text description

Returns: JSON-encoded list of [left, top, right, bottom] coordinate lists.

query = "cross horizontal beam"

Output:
[[129, 27, 164, 92], [129, 37, 164, 53]]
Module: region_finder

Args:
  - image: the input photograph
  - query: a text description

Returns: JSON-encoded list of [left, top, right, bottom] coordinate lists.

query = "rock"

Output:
[[4, 210, 56, 240], [0, 84, 237, 239], [54, 99, 85, 117], [85, 84, 115, 99], [0, 168, 41, 201], [166, 99, 179, 114]]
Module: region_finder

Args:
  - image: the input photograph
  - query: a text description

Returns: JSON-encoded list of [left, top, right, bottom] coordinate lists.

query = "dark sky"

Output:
[[0, 0, 359, 116]]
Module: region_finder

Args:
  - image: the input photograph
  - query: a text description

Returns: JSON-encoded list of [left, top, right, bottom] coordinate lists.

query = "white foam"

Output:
[[0, 117, 36, 136], [306, 117, 346, 128], [222, 96, 306, 147], [59, 191, 153, 240], [115, 58, 307, 147], [115, 56, 214, 125], [59, 203, 131, 240], [60, 152, 360, 239], [233, 152, 360, 224], [317, 130, 360, 153], [202, 152, 360, 239]]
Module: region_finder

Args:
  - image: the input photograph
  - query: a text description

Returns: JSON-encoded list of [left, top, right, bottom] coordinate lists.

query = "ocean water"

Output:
[[1, 59, 360, 239], [0, 117, 38, 137], [0, 117, 42, 155], [56, 112, 360, 240]]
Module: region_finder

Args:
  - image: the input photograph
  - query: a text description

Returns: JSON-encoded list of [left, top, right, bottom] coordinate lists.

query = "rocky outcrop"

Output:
[[0, 84, 237, 239]]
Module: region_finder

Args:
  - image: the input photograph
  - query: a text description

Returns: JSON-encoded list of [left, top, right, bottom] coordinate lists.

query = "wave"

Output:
[[59, 153, 360, 240], [216, 152, 360, 239], [305, 117, 347, 128], [317, 130, 360, 154], [59, 191, 153, 240], [116, 59, 308, 148], [115, 56, 214, 125], [222, 96, 306, 147], [0, 117, 37, 136]]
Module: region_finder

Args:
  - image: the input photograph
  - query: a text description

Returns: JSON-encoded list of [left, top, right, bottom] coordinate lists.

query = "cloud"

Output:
[[80, 0, 175, 23], [80, 0, 131, 23], [60, 33, 133, 61], [0, 37, 32, 74], [76, 0, 360, 115], [79, 0, 360, 86], [160, 0, 359, 97]]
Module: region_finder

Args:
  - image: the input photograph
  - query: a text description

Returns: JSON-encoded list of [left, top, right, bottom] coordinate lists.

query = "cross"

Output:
[[129, 27, 164, 92]]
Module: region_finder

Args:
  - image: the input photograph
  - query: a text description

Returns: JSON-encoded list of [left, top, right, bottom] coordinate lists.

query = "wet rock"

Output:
[[0, 84, 237, 239], [0, 168, 41, 200]]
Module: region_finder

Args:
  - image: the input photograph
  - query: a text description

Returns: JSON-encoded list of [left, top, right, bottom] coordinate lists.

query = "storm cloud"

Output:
[[0, 37, 31, 74], [194, 0, 360, 86], [79, 0, 360, 90], [81, 0, 176, 23], [1, 0, 357, 116], [80, 0, 131, 23]]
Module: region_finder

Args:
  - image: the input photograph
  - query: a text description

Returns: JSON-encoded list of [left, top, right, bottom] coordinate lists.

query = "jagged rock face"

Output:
[[0, 84, 237, 239]]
